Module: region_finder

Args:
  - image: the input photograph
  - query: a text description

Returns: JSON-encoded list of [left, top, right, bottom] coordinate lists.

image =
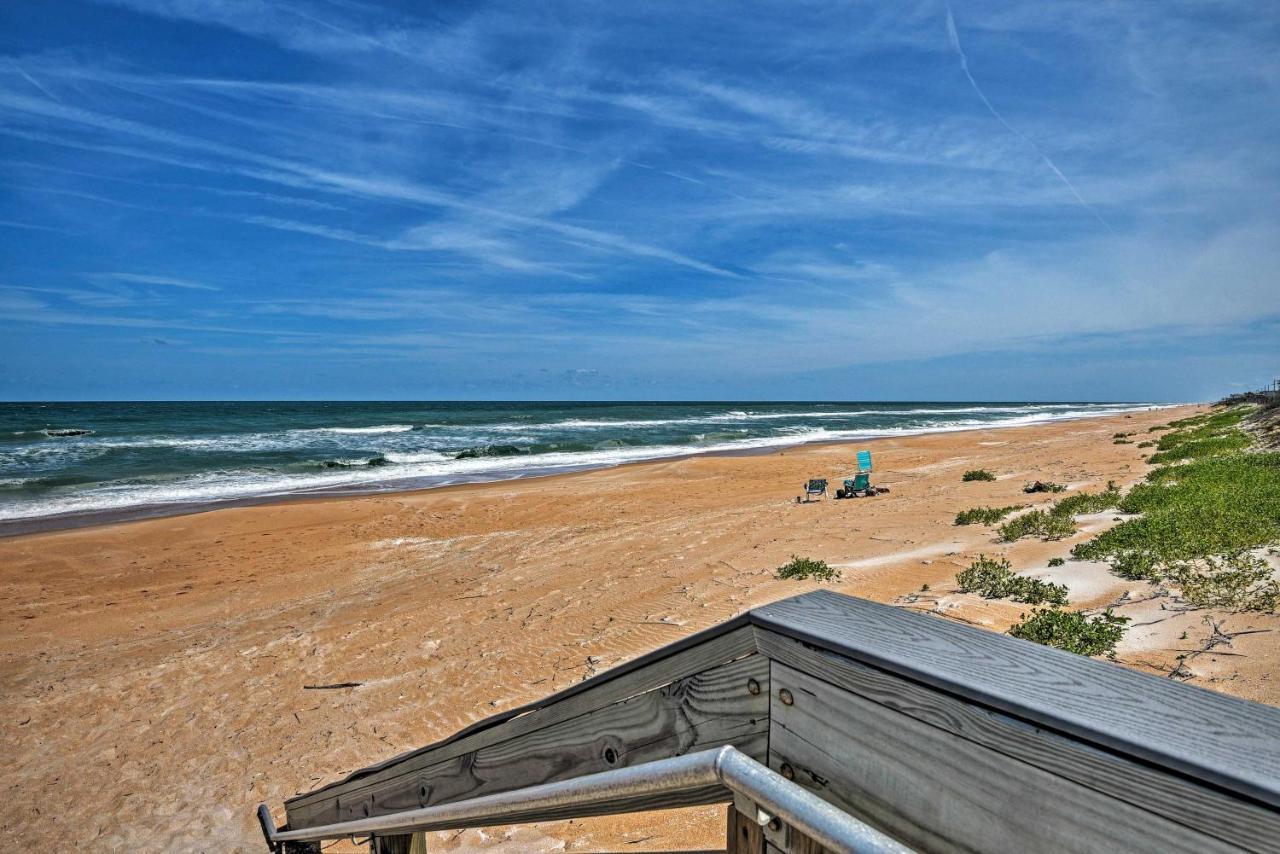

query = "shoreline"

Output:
[[0, 403, 1175, 538], [16, 402, 1276, 853]]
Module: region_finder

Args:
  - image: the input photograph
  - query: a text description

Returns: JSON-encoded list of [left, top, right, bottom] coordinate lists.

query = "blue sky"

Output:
[[1, 1, 1277, 401]]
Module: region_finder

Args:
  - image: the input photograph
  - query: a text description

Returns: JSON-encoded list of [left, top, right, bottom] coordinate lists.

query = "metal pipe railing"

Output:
[[258, 745, 912, 854]]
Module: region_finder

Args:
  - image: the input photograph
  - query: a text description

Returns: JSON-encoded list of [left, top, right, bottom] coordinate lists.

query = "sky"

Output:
[[1, 1, 1278, 401]]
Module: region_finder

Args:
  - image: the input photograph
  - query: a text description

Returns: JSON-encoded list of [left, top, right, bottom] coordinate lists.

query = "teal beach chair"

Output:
[[838, 450, 879, 498]]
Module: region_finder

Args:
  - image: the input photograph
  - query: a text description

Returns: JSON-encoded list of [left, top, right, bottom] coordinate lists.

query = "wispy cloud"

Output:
[[96, 273, 220, 291], [944, 5, 1113, 231], [3, 0, 1278, 398]]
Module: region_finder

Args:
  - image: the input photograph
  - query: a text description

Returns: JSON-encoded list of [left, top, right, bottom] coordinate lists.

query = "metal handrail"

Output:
[[258, 745, 912, 854]]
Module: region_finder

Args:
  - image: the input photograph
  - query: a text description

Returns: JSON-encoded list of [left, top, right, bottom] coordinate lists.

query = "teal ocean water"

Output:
[[0, 401, 1154, 529]]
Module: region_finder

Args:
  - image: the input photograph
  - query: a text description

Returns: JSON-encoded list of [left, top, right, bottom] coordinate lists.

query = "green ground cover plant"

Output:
[[776, 555, 841, 582], [1048, 557, 1065, 567], [962, 469, 996, 482], [998, 510, 1076, 542], [954, 505, 1023, 525], [1009, 608, 1129, 657], [998, 483, 1124, 542], [1071, 406, 1280, 612], [1147, 407, 1252, 464], [1050, 482, 1122, 517], [955, 555, 1068, 605]]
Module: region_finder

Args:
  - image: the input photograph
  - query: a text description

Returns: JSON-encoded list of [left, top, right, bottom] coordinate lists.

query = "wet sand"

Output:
[[5, 403, 1277, 851]]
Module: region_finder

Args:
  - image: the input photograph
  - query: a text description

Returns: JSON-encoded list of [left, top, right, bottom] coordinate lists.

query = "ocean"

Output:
[[0, 401, 1155, 530]]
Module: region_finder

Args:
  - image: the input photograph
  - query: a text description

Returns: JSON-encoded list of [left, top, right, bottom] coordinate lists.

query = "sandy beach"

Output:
[[5, 404, 1278, 852]]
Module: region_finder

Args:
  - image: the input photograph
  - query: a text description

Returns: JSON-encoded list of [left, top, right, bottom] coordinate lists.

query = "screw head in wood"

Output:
[[768, 817, 783, 832], [780, 763, 795, 780], [747, 678, 761, 695], [779, 688, 794, 705]]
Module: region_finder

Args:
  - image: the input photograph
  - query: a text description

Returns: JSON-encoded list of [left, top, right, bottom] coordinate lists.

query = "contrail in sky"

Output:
[[945, 6, 1113, 232], [7, 60, 63, 104]]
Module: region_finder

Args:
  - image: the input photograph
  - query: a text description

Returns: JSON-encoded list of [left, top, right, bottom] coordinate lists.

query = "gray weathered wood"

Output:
[[281, 591, 1280, 849], [290, 651, 767, 828], [287, 623, 755, 825], [752, 590, 1280, 809], [757, 629, 1280, 850], [770, 662, 1240, 854]]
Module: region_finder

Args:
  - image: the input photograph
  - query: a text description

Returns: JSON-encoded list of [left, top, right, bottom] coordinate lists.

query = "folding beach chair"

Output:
[[838, 449, 881, 498], [802, 478, 828, 502], [856, 450, 872, 474]]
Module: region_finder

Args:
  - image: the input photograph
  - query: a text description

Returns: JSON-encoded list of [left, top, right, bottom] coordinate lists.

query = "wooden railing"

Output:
[[265, 591, 1280, 852]]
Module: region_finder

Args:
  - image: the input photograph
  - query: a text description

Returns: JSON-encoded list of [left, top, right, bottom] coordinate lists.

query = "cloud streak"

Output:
[[945, 5, 1113, 232], [3, 0, 1278, 398]]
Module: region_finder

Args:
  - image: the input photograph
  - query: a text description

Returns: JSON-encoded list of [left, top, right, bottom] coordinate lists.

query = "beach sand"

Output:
[[5, 403, 1278, 851]]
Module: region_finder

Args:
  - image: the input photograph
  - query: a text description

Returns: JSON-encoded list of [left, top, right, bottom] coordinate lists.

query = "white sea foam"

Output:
[[479, 403, 1132, 431], [292, 424, 415, 434], [0, 404, 1166, 522]]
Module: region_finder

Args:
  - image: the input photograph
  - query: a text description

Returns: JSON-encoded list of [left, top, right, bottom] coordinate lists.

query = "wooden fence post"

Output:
[[727, 804, 765, 853], [371, 834, 413, 853]]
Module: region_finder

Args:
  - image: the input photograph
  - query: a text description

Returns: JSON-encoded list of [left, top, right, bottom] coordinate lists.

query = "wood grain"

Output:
[[770, 662, 1240, 854], [752, 590, 1280, 808], [757, 630, 1280, 850], [287, 623, 755, 825], [291, 652, 767, 827], [728, 804, 766, 853]]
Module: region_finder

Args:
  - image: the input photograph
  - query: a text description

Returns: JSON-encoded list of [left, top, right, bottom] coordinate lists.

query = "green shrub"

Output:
[[955, 555, 1068, 606], [1114, 439, 1133, 445], [998, 510, 1077, 542], [1009, 608, 1128, 657], [954, 505, 1023, 526], [1048, 557, 1065, 567], [1050, 483, 1122, 518], [962, 469, 996, 482], [776, 555, 841, 582]]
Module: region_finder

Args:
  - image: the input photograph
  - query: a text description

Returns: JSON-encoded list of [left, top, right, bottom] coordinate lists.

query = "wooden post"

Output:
[[726, 805, 764, 853], [371, 832, 426, 853], [371, 834, 412, 854], [728, 804, 833, 854]]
